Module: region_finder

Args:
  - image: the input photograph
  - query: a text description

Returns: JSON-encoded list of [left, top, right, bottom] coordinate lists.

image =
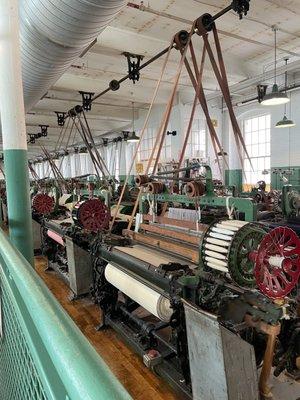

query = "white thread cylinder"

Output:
[[105, 263, 173, 322]]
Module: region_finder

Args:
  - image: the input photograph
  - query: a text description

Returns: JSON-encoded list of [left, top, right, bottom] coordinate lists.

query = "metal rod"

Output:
[[155, 164, 201, 176], [91, 46, 171, 103], [211, 5, 232, 22], [150, 176, 196, 182], [119, 305, 177, 354], [89, 2, 236, 105]]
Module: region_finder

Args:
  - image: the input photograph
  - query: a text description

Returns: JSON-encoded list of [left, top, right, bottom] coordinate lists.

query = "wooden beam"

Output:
[[123, 230, 199, 264], [142, 214, 207, 232], [139, 223, 201, 246]]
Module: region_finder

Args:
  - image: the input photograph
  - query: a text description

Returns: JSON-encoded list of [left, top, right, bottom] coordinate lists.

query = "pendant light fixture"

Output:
[[275, 58, 295, 128], [127, 101, 140, 143], [261, 27, 290, 106]]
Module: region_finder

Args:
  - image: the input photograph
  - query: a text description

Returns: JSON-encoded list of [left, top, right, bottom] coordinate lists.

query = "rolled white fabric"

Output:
[[204, 250, 227, 261], [221, 220, 248, 228], [206, 262, 228, 273], [206, 237, 230, 247], [205, 256, 228, 268], [105, 264, 173, 322], [211, 227, 235, 236], [204, 243, 228, 254]]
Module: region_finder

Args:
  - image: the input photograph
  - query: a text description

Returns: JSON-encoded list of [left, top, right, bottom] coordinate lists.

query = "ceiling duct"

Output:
[[20, 0, 126, 111]]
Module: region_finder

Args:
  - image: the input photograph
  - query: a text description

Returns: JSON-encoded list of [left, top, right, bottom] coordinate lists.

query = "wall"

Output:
[[133, 99, 223, 180], [223, 89, 300, 190], [30, 98, 225, 184]]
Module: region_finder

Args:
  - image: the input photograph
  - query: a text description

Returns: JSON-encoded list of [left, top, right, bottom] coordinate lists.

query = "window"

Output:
[[138, 127, 172, 163], [243, 115, 271, 187], [161, 133, 172, 161], [138, 127, 156, 162], [185, 118, 207, 159], [115, 147, 120, 181]]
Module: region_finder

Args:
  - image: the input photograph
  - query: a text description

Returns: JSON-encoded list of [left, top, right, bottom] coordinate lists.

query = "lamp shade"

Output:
[[275, 115, 296, 128], [261, 84, 290, 106], [127, 131, 140, 143]]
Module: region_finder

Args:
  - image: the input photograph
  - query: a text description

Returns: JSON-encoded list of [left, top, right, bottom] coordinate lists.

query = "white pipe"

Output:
[[20, 0, 126, 111]]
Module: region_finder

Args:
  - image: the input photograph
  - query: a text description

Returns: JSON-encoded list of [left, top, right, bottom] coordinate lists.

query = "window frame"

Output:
[[242, 114, 271, 188]]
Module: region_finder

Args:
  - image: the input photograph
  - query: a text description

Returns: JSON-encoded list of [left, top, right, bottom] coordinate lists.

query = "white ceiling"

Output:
[[27, 0, 300, 157]]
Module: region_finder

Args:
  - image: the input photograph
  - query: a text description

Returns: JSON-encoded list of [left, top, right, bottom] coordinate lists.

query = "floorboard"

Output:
[[35, 256, 180, 400], [35, 256, 300, 400]]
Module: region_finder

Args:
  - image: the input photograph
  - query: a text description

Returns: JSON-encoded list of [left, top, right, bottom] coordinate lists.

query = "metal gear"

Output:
[[200, 221, 266, 288], [72, 199, 110, 232], [271, 190, 282, 213], [32, 193, 54, 215], [227, 224, 266, 287], [253, 226, 300, 299]]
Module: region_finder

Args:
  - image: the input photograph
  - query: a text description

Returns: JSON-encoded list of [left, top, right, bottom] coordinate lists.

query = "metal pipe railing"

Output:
[[0, 228, 132, 400]]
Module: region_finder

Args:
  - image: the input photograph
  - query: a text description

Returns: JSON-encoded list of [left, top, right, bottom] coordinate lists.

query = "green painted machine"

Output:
[[137, 164, 257, 223], [281, 184, 300, 220]]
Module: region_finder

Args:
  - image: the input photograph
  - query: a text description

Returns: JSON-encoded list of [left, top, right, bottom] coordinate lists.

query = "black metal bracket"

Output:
[[167, 130, 177, 136], [29, 134, 36, 144], [79, 91, 95, 111], [123, 52, 144, 84], [55, 111, 67, 126], [39, 125, 49, 137], [231, 0, 250, 19], [257, 84, 268, 103]]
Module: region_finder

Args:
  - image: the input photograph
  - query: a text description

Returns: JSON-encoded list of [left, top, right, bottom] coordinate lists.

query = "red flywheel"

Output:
[[32, 194, 54, 215], [254, 227, 300, 299], [74, 199, 110, 232]]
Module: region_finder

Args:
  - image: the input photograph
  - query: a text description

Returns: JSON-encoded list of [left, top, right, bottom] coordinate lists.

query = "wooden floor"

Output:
[[35, 256, 180, 400], [35, 256, 300, 400]]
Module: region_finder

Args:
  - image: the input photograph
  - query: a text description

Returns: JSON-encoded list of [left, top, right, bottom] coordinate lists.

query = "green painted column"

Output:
[[0, 0, 34, 266], [119, 175, 135, 186], [225, 169, 243, 193]]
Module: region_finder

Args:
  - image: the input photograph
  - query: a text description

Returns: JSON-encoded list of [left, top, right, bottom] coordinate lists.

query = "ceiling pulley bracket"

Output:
[[123, 52, 144, 84], [79, 91, 95, 111], [231, 0, 251, 19], [55, 111, 67, 126]]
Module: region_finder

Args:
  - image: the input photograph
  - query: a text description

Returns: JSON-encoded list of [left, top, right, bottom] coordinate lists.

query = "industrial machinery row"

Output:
[[9, 162, 299, 400]]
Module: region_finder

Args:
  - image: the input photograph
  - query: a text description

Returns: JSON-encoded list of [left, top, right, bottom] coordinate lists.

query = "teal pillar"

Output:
[[4, 150, 34, 264], [0, 0, 34, 265]]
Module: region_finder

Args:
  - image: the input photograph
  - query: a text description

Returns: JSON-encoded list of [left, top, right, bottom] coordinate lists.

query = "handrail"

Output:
[[0, 227, 132, 400]]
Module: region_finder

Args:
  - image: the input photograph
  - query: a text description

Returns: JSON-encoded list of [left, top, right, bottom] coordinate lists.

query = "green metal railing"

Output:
[[0, 228, 132, 400]]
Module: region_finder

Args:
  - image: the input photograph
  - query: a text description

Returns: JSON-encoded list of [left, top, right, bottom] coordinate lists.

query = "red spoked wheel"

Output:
[[254, 227, 300, 299], [75, 199, 110, 232], [32, 194, 54, 215]]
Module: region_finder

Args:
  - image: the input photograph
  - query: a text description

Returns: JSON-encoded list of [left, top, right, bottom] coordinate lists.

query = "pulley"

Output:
[[146, 182, 165, 194], [252, 227, 300, 299], [72, 198, 110, 232], [185, 181, 205, 198], [32, 193, 54, 215], [135, 175, 151, 187]]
